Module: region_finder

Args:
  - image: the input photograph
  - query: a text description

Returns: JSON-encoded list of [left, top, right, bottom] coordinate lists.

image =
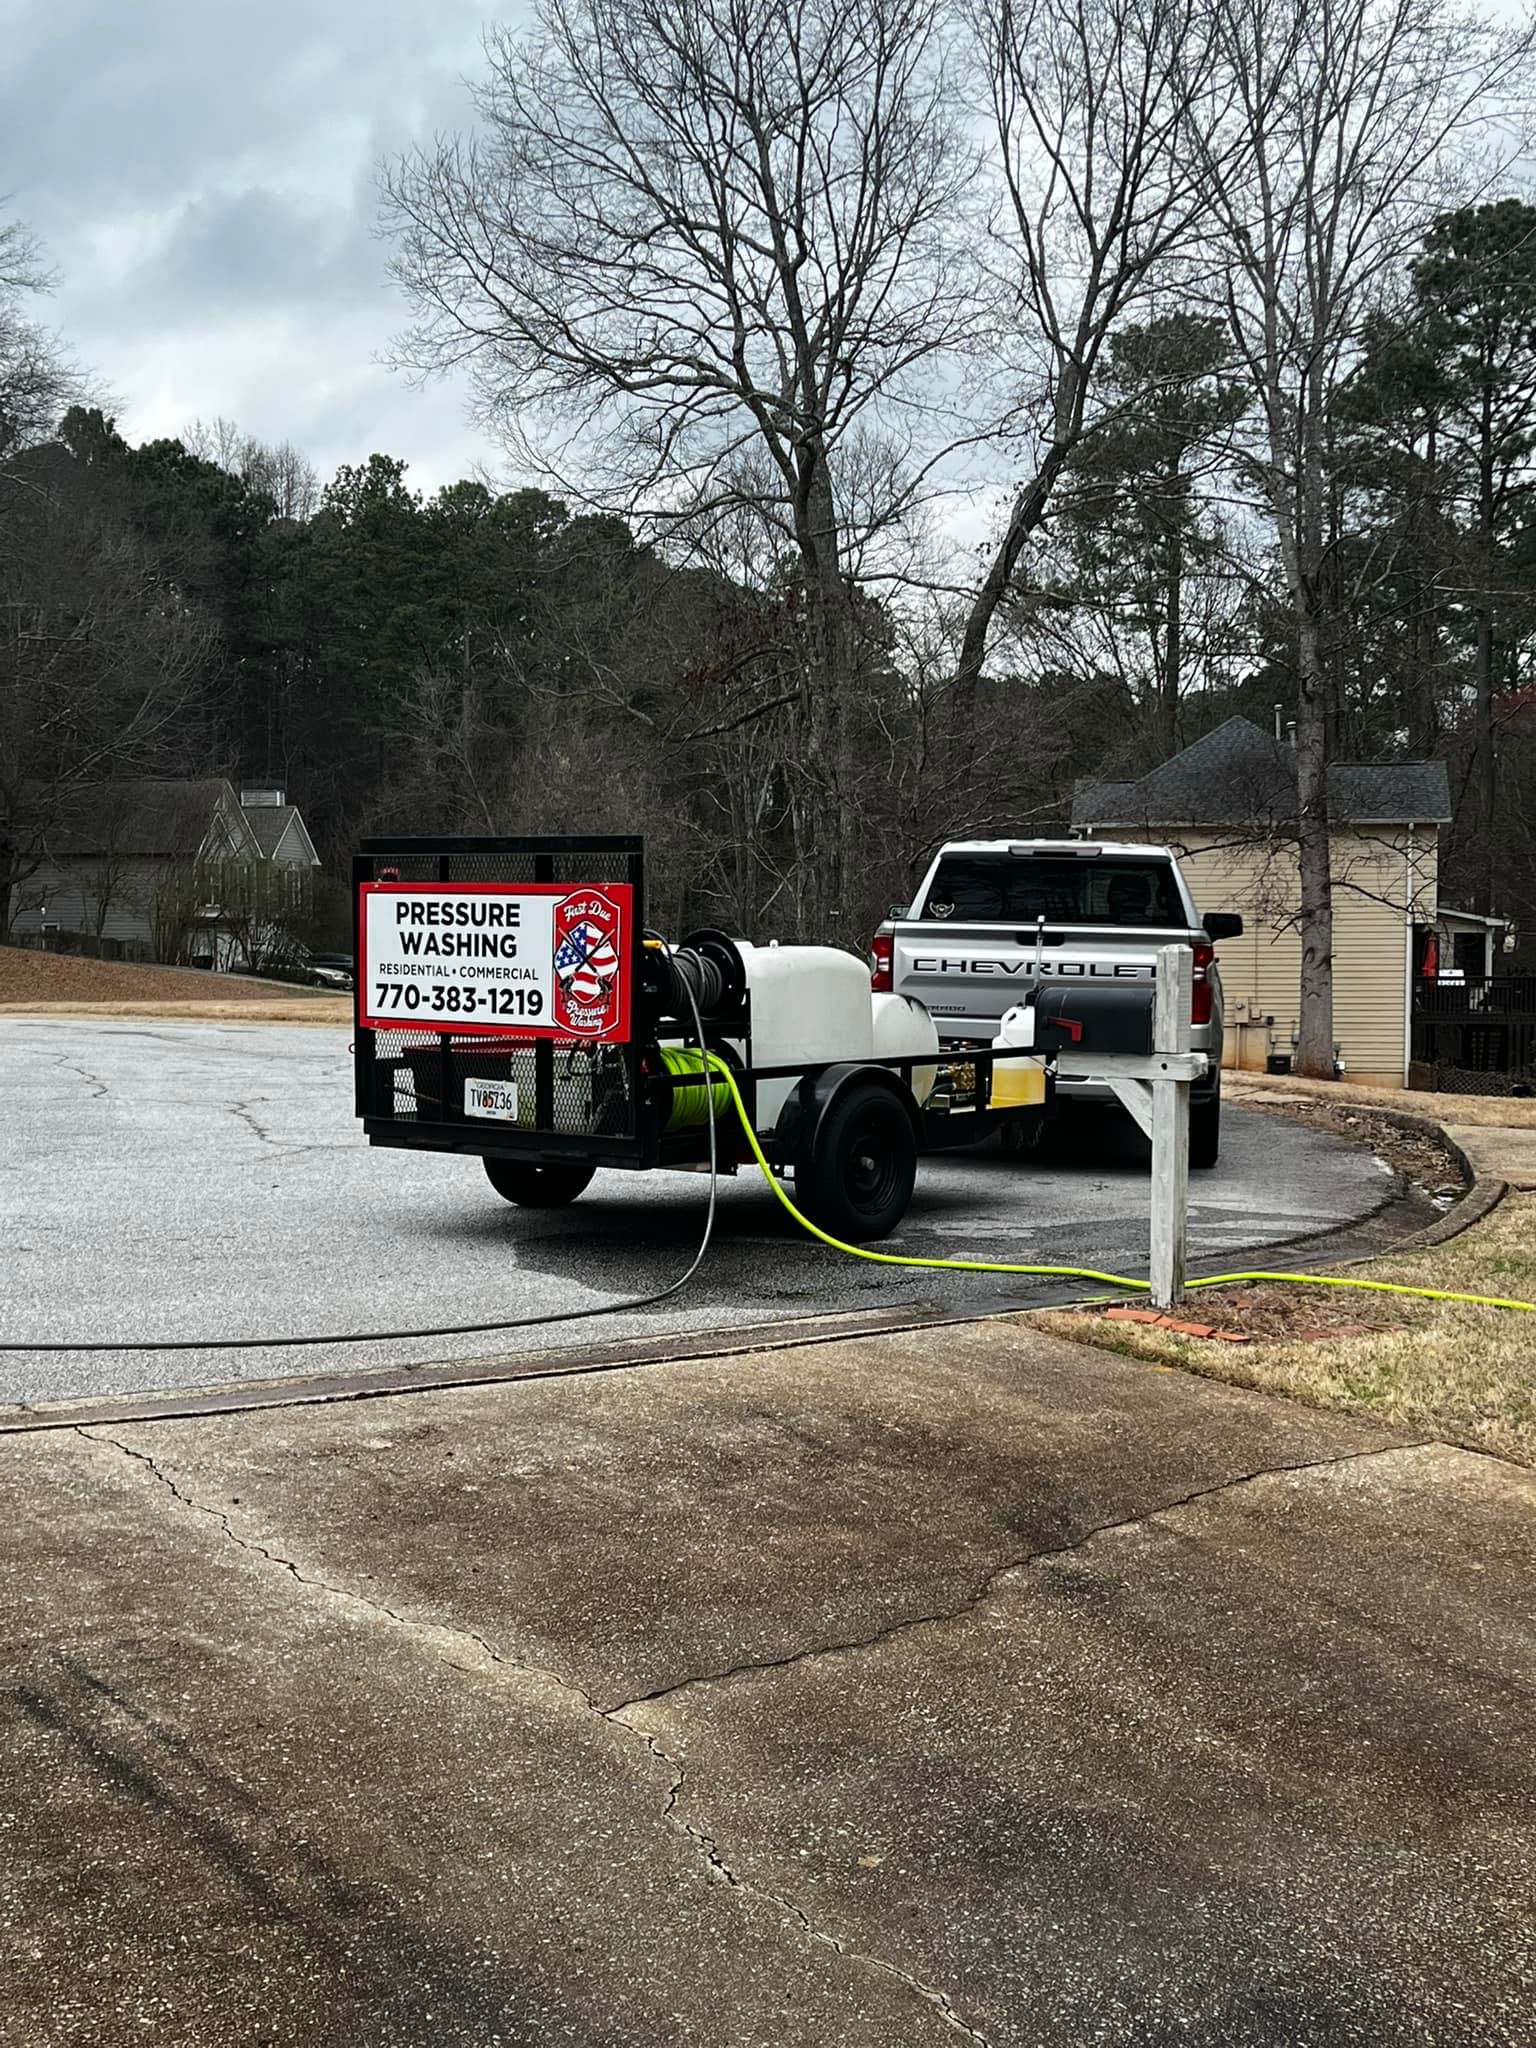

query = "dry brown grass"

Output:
[[0, 946, 347, 1022], [1035, 1193, 1536, 1464], [1225, 1068, 1536, 1130]]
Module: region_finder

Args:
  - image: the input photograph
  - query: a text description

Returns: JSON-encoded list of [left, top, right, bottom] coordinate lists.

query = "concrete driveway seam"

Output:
[[77, 1423, 996, 2046], [72, 1422, 1442, 2048]]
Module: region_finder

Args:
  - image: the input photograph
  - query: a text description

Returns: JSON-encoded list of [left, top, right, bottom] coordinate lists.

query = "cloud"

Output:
[[0, 0, 508, 491]]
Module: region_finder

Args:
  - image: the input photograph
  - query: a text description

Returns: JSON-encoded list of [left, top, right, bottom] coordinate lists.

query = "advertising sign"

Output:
[[358, 881, 633, 1041]]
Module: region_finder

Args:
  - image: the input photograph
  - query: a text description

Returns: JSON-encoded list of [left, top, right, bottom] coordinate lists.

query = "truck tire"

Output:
[[483, 1157, 595, 1207], [797, 1083, 917, 1242], [1190, 1087, 1221, 1170]]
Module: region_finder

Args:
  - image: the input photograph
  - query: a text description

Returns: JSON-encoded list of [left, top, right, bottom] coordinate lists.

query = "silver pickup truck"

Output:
[[871, 838, 1242, 1167]]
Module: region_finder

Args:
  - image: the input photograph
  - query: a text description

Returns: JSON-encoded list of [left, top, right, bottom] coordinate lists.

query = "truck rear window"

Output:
[[921, 855, 1184, 927]]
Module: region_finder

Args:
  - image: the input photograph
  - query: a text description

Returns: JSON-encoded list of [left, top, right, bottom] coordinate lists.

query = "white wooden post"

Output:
[[1149, 945, 1192, 1308]]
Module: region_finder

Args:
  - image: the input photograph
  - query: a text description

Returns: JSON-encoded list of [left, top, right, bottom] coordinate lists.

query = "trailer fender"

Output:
[[774, 1062, 924, 1171]]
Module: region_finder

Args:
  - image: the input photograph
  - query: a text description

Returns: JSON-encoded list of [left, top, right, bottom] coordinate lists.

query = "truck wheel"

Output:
[[1190, 1088, 1221, 1170], [799, 1084, 917, 1242], [483, 1157, 595, 1207]]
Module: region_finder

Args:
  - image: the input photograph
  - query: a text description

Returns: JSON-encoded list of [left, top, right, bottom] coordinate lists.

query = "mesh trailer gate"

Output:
[[352, 836, 654, 1169]]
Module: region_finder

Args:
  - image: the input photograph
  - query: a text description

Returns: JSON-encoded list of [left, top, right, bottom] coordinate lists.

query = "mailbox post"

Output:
[[1047, 944, 1205, 1309], [1148, 947, 1193, 1307]]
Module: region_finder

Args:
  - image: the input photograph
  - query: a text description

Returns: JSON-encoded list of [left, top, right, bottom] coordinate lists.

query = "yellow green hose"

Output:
[[704, 1057, 1536, 1315], [658, 1044, 732, 1133]]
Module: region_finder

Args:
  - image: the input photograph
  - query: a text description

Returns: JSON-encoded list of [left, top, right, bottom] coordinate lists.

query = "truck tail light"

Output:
[[870, 932, 894, 993], [1191, 941, 1215, 1025]]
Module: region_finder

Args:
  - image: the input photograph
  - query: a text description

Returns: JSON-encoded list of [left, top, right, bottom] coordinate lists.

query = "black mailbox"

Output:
[[1030, 984, 1155, 1056]]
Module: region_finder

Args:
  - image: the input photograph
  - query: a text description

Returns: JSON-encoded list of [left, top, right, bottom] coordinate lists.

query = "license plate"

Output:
[[465, 1077, 520, 1122]]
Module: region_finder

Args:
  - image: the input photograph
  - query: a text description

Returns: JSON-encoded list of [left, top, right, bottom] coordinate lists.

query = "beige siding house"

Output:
[[1073, 718, 1452, 1088]]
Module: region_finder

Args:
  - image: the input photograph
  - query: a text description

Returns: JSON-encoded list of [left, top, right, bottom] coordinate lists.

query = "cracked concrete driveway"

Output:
[[2, 1319, 1532, 2046]]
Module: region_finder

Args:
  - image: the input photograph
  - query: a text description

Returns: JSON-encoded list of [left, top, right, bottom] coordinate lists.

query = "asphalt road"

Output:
[[1, 1019, 1430, 1407]]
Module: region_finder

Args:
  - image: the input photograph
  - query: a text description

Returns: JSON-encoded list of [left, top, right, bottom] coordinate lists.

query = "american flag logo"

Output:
[[555, 919, 619, 1007]]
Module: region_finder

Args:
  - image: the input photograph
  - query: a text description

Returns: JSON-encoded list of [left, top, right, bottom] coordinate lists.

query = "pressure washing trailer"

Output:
[[351, 835, 1058, 1243]]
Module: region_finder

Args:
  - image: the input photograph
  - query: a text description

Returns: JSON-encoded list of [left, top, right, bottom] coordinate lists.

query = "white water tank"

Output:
[[871, 992, 940, 1106], [734, 942, 874, 1130]]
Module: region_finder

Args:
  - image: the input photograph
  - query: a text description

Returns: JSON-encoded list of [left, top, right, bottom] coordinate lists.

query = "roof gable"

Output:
[[1071, 717, 1451, 828], [241, 802, 319, 864], [46, 779, 260, 859]]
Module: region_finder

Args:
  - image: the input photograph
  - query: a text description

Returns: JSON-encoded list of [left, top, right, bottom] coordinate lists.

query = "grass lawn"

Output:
[[1035, 1192, 1536, 1466]]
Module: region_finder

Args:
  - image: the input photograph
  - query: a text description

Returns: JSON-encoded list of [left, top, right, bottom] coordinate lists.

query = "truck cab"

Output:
[[872, 838, 1240, 1167]]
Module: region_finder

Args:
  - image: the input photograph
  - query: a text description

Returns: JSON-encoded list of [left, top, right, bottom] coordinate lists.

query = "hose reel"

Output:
[[649, 928, 748, 1026]]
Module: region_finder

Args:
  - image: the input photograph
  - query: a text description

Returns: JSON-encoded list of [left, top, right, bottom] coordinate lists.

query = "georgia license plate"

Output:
[[465, 1077, 520, 1122]]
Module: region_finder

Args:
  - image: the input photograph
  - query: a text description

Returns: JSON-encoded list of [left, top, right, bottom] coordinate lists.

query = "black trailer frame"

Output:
[[352, 836, 1049, 1179]]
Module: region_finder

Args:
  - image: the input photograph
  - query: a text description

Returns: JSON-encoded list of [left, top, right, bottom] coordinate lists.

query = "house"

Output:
[[236, 785, 321, 870], [9, 779, 321, 965], [1071, 716, 1453, 1088]]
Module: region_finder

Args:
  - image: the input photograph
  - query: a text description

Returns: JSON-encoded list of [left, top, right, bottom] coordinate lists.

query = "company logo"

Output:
[[552, 891, 625, 1037]]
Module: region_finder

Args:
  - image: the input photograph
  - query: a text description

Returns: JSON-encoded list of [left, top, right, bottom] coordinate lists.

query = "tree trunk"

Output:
[[792, 455, 856, 940], [1287, 364, 1335, 1081], [953, 367, 1082, 705], [1475, 393, 1497, 913], [1293, 610, 1336, 1079], [1474, 607, 1496, 913], [1162, 477, 1183, 758], [1407, 422, 1441, 757]]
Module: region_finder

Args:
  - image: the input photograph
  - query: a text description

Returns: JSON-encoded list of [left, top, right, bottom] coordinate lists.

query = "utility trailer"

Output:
[[352, 836, 1052, 1241]]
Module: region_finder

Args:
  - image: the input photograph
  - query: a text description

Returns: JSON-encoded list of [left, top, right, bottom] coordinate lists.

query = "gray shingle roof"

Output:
[[1072, 780, 1138, 823], [47, 779, 253, 858], [1070, 717, 1451, 829], [1329, 761, 1452, 821], [242, 803, 300, 856]]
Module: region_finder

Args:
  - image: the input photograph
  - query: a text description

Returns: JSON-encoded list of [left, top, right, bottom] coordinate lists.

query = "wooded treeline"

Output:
[[5, 0, 1536, 1071]]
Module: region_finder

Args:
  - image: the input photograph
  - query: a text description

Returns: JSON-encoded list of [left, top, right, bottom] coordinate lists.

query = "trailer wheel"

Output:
[[483, 1157, 595, 1207], [799, 1084, 917, 1242]]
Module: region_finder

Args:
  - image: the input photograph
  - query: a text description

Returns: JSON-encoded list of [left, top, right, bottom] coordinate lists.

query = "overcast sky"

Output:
[[2, 0, 511, 495]]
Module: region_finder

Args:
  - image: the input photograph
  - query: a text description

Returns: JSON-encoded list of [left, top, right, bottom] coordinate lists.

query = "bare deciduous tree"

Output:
[[953, 0, 1233, 700], [183, 414, 320, 520], [0, 214, 88, 464], [1186, 0, 1533, 1076], [382, 0, 980, 933]]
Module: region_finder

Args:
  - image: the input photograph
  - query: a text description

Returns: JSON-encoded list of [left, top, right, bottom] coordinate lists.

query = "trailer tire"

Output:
[[798, 1083, 917, 1243], [483, 1157, 595, 1207]]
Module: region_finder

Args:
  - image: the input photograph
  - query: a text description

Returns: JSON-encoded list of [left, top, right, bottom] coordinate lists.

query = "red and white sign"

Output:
[[358, 881, 633, 1041]]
